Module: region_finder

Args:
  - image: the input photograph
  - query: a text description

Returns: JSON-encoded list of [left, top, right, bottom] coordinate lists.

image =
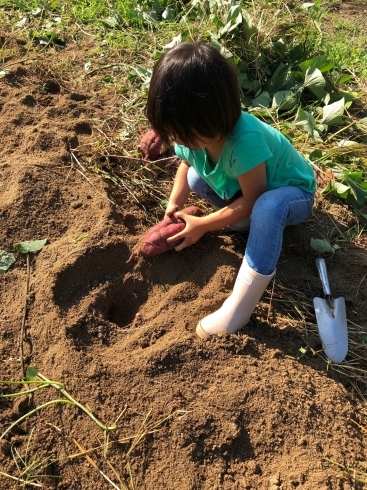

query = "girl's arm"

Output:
[[165, 160, 192, 217], [202, 162, 267, 231], [168, 163, 267, 251]]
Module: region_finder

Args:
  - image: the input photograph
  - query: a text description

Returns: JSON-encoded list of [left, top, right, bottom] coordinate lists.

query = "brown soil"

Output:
[[330, 0, 367, 26], [1, 34, 367, 490]]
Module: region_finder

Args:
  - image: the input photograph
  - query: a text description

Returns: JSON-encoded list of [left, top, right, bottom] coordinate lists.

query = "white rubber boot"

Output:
[[196, 258, 275, 339], [226, 216, 250, 231]]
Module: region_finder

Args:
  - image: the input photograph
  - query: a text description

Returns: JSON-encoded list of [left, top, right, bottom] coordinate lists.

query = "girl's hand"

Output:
[[165, 202, 182, 218], [166, 211, 208, 251]]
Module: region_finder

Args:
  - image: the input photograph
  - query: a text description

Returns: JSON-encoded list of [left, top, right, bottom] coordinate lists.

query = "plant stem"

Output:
[[20, 253, 30, 381], [0, 399, 75, 440], [0, 380, 62, 385], [0, 470, 42, 487], [0, 384, 49, 397], [36, 372, 116, 431], [325, 120, 356, 142]]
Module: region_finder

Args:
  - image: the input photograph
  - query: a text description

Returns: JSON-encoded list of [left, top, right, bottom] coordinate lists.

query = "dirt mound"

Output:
[[1, 44, 367, 489]]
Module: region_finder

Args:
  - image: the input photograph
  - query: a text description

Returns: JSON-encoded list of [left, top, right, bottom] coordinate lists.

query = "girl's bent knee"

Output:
[[187, 166, 201, 193], [251, 187, 314, 228]]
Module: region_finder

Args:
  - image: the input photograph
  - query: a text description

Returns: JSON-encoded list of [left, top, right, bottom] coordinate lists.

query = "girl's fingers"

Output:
[[165, 204, 180, 218], [166, 232, 184, 243], [174, 237, 192, 251]]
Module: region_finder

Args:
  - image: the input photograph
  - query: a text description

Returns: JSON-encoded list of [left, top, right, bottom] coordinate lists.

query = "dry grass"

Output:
[[272, 276, 367, 398]]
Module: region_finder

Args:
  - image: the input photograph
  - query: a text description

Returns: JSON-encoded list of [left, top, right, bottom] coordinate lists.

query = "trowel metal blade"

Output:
[[313, 296, 348, 363]]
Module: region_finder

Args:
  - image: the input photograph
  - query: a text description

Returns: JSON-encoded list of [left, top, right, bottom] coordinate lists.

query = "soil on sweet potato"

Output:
[[1, 31, 367, 490]]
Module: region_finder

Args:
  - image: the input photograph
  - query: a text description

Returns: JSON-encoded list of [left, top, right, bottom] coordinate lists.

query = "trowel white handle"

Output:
[[315, 258, 332, 298]]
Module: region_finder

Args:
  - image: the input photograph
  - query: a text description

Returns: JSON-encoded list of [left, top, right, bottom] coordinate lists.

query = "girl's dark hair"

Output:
[[145, 42, 241, 148]]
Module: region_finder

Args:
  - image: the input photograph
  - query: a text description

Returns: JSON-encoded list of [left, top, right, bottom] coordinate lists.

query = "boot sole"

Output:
[[196, 322, 211, 340], [196, 323, 229, 339]]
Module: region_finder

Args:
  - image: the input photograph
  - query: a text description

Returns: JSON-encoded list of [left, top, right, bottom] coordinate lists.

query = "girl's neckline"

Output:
[[204, 137, 225, 165]]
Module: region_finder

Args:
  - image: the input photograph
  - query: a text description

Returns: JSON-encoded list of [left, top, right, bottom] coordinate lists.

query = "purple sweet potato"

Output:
[[128, 206, 203, 261], [139, 130, 164, 160]]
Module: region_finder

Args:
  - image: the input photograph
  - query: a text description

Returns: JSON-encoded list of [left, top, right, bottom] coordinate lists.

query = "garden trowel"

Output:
[[313, 258, 348, 363]]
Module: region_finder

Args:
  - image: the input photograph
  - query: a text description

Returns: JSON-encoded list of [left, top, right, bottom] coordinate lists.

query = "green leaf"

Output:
[[162, 7, 175, 21], [299, 55, 334, 74], [359, 333, 367, 343], [238, 72, 249, 86], [272, 38, 287, 57], [289, 44, 307, 62], [240, 78, 261, 93], [219, 5, 242, 36], [294, 107, 317, 135], [334, 73, 354, 86], [323, 180, 350, 200], [303, 67, 327, 99], [0, 250, 16, 275], [329, 92, 356, 104], [344, 169, 363, 183], [248, 107, 272, 118], [102, 75, 114, 83], [102, 16, 120, 28], [146, 9, 158, 21], [210, 36, 233, 59], [333, 181, 350, 196], [226, 4, 241, 22], [308, 149, 323, 161], [347, 178, 366, 206], [322, 98, 345, 125], [26, 366, 39, 380], [314, 131, 323, 142], [355, 117, 367, 130], [242, 9, 257, 41], [14, 239, 47, 254], [134, 65, 152, 81], [251, 91, 271, 108], [269, 62, 289, 89], [163, 34, 182, 50], [272, 90, 298, 110], [310, 238, 340, 254]]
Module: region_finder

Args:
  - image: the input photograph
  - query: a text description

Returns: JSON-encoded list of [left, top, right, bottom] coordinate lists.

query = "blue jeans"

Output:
[[187, 166, 314, 275]]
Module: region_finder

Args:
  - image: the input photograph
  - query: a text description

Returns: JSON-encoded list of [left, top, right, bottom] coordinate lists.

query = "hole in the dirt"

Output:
[[20, 94, 36, 107], [53, 242, 136, 310], [74, 121, 92, 135], [65, 279, 147, 348], [107, 304, 125, 325], [106, 300, 138, 327], [43, 80, 60, 93], [70, 92, 89, 102], [94, 277, 147, 328], [4, 67, 27, 86], [68, 135, 79, 148]]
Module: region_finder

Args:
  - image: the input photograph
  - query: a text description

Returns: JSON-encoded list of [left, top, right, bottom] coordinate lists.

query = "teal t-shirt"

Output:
[[174, 112, 316, 200]]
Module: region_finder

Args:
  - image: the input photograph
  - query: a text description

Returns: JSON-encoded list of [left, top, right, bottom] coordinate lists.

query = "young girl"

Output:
[[145, 41, 316, 339]]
